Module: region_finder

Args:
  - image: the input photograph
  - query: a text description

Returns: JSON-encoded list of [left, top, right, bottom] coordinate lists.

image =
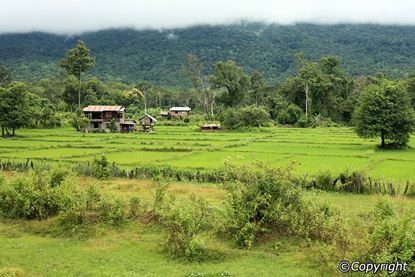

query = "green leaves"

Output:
[[60, 40, 95, 78], [211, 60, 250, 107], [354, 80, 415, 147]]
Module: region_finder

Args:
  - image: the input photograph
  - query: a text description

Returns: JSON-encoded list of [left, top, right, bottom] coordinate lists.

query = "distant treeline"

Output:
[[2, 23, 415, 85]]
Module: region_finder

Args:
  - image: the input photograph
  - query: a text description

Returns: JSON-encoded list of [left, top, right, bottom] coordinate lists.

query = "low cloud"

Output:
[[1, 0, 415, 34]]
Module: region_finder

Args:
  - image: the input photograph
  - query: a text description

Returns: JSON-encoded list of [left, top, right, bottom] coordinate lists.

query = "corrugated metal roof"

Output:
[[140, 114, 158, 122], [83, 105, 125, 112], [170, 107, 191, 112]]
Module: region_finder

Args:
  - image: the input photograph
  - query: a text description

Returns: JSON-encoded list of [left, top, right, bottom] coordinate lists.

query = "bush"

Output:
[[310, 114, 337, 128], [337, 170, 369, 193], [223, 162, 335, 248], [91, 155, 111, 179], [363, 199, 415, 275], [128, 195, 141, 219], [99, 197, 127, 227], [221, 106, 270, 130], [314, 170, 335, 191], [109, 118, 118, 133], [72, 109, 89, 131], [161, 195, 210, 262], [277, 104, 303, 125], [296, 116, 313, 128], [0, 169, 77, 220]]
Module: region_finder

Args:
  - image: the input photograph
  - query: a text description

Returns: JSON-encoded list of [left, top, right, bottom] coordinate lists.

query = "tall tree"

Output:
[[183, 54, 215, 115], [249, 70, 266, 107], [210, 60, 250, 108], [0, 82, 39, 137], [354, 80, 415, 148], [60, 40, 96, 109]]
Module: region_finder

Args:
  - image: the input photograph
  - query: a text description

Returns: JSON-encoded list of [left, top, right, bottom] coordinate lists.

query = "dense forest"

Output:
[[2, 23, 415, 86]]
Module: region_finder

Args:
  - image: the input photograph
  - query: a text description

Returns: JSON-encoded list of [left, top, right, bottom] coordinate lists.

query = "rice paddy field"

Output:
[[2, 126, 415, 276], [1, 126, 415, 182]]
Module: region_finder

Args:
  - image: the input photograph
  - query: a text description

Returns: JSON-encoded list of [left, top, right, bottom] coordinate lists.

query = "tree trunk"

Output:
[[12, 127, 15, 137], [381, 135, 385, 148], [1, 127, 4, 138]]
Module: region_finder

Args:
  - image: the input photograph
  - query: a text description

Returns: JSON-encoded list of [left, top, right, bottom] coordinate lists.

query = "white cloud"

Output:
[[0, 0, 415, 34]]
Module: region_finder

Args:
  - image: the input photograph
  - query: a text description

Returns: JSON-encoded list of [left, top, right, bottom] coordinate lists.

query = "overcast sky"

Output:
[[1, 0, 415, 34]]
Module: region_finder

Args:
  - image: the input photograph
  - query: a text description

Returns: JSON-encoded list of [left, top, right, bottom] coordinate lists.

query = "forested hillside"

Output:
[[1, 23, 415, 86]]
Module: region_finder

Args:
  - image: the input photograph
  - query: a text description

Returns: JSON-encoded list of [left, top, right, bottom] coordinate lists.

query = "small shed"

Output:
[[139, 114, 157, 132], [120, 120, 136, 133], [201, 124, 223, 132], [169, 107, 192, 117], [159, 111, 169, 118]]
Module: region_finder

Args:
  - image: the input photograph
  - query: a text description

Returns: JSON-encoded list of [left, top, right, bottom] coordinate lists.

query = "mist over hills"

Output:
[[1, 23, 415, 86]]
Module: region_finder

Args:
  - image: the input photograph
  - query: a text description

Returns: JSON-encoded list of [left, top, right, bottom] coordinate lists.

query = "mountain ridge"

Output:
[[1, 23, 415, 86]]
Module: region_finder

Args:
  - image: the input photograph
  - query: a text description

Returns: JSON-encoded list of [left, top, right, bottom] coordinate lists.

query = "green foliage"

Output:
[[0, 64, 12, 86], [314, 170, 335, 191], [99, 198, 127, 227], [211, 60, 250, 107], [161, 195, 211, 262], [276, 103, 303, 125], [151, 182, 170, 220], [0, 168, 76, 220], [336, 170, 369, 194], [128, 195, 141, 219], [223, 163, 334, 248], [221, 106, 270, 129], [60, 40, 96, 108], [354, 80, 415, 148], [91, 155, 111, 179], [60, 40, 95, 79], [5, 24, 415, 86], [364, 199, 415, 275], [108, 118, 118, 133], [0, 82, 41, 136]]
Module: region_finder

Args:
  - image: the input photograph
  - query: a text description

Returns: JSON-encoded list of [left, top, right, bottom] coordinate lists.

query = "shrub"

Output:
[[310, 114, 337, 128], [129, 195, 141, 219], [296, 116, 313, 128], [161, 195, 210, 262], [277, 104, 303, 125], [0, 170, 76, 220], [109, 118, 118, 133], [91, 155, 111, 179], [151, 182, 169, 219], [223, 162, 334, 248], [49, 163, 76, 187], [337, 170, 369, 193], [363, 199, 415, 275], [98, 197, 127, 227], [221, 106, 270, 130], [314, 170, 335, 191], [72, 109, 89, 131]]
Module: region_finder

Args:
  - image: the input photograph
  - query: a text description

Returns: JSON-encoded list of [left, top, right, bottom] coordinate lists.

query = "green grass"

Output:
[[1, 126, 415, 181], [1, 172, 414, 277], [2, 126, 415, 276], [0, 223, 319, 277]]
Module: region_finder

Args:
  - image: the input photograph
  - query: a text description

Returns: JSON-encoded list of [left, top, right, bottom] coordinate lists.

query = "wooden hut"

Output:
[[200, 123, 222, 132], [139, 114, 157, 132], [169, 107, 191, 117]]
